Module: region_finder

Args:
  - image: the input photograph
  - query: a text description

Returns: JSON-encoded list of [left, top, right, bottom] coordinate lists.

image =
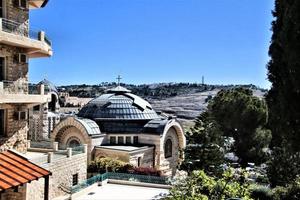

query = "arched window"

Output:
[[67, 138, 81, 148], [164, 139, 172, 158]]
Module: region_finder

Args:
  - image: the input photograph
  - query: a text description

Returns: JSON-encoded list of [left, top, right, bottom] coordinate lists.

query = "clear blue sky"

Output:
[[29, 0, 274, 88]]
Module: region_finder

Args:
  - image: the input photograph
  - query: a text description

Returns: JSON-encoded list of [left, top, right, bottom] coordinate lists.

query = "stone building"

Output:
[[53, 85, 186, 176], [0, 1, 87, 199], [28, 79, 61, 141]]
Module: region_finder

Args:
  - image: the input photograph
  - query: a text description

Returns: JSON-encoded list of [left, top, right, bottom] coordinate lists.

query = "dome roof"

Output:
[[38, 79, 58, 93], [78, 86, 159, 120]]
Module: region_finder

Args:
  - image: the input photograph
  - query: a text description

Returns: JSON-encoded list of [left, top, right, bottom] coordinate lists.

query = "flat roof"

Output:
[[73, 183, 169, 200], [95, 145, 152, 152]]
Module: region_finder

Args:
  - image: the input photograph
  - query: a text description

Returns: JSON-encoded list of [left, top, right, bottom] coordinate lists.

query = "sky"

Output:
[[29, 0, 274, 88]]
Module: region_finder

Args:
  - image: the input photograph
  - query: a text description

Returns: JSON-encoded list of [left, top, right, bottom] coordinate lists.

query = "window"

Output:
[[0, 110, 5, 137], [0, 0, 3, 18], [68, 140, 80, 148], [118, 136, 124, 144], [137, 157, 142, 167], [133, 136, 138, 144], [110, 136, 116, 144], [0, 57, 4, 81], [13, 0, 26, 9], [33, 105, 40, 111], [164, 139, 172, 158], [72, 173, 78, 186], [125, 136, 131, 144]]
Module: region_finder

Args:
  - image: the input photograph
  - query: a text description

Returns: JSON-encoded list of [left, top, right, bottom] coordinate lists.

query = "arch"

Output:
[[48, 92, 58, 112], [160, 119, 186, 176], [161, 119, 186, 150], [66, 136, 81, 148], [52, 117, 91, 144]]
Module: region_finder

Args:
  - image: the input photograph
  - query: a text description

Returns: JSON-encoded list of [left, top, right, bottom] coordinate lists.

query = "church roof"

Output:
[[143, 118, 169, 134], [75, 118, 101, 136], [78, 86, 159, 120], [38, 79, 58, 93]]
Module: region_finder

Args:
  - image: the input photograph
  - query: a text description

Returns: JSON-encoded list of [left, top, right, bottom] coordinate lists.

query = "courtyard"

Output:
[[73, 184, 169, 200]]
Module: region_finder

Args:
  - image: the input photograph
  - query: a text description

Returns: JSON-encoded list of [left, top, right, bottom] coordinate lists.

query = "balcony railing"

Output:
[[0, 81, 45, 95], [0, 80, 28, 94], [0, 18, 52, 46]]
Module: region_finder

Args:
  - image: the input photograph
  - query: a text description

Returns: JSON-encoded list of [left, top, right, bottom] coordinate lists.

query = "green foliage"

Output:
[[88, 157, 133, 173], [182, 112, 224, 175], [166, 169, 252, 200], [266, 0, 300, 152], [208, 88, 270, 166], [267, 147, 300, 187], [272, 178, 300, 200], [250, 185, 273, 200], [265, 0, 300, 188]]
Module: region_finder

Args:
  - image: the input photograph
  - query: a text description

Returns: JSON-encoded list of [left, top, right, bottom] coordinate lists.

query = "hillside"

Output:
[[57, 83, 266, 130]]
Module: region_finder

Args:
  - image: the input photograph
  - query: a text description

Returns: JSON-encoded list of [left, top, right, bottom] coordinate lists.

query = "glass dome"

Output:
[[78, 86, 159, 120]]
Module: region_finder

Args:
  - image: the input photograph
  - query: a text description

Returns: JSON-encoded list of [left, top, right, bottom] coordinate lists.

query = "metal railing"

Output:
[[71, 172, 169, 194], [1, 18, 52, 46]]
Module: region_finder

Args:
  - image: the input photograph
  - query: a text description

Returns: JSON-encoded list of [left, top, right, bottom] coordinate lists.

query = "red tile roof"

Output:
[[0, 150, 51, 191]]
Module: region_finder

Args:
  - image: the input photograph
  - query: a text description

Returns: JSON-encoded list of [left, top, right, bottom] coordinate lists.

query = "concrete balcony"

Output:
[[0, 81, 51, 105], [0, 18, 53, 58], [28, 0, 49, 9]]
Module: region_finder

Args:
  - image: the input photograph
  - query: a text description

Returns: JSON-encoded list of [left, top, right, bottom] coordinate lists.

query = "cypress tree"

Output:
[[267, 0, 300, 151]]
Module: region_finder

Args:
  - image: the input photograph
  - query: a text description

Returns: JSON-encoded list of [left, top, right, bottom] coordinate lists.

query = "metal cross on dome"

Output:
[[116, 75, 122, 86]]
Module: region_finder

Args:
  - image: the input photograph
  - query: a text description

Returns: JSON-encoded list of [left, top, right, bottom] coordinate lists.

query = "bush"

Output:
[[250, 186, 273, 200], [166, 169, 252, 200], [129, 167, 161, 176], [272, 178, 300, 200], [88, 157, 133, 173]]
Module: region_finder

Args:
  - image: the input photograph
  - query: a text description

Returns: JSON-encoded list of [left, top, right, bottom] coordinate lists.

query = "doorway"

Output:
[[0, 57, 4, 81]]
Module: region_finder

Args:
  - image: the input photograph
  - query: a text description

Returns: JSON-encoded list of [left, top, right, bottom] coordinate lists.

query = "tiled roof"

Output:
[[0, 150, 50, 191]]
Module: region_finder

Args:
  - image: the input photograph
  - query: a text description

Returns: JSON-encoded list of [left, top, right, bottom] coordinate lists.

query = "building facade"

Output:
[[0, 1, 87, 200]]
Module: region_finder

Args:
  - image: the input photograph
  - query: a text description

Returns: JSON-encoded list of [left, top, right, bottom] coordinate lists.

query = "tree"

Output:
[[209, 88, 271, 167], [181, 112, 225, 175], [266, 0, 300, 187], [166, 169, 252, 200], [267, 0, 300, 151]]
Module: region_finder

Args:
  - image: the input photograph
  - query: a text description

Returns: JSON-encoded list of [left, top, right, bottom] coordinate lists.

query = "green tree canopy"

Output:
[[209, 88, 270, 167]]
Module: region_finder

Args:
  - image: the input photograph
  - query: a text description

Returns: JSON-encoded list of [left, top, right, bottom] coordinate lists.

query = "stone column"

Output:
[[83, 144, 88, 154], [47, 152, 53, 163], [67, 148, 72, 158], [52, 142, 58, 151]]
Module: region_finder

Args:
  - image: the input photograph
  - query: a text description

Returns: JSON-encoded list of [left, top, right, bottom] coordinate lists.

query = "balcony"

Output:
[[0, 80, 51, 105], [0, 18, 53, 58], [28, 0, 49, 9]]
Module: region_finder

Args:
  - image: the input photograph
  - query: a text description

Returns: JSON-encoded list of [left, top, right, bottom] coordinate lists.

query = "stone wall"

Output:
[[159, 127, 180, 176], [26, 153, 87, 200], [0, 44, 28, 83], [0, 185, 26, 200], [129, 147, 154, 167], [3, 0, 29, 24]]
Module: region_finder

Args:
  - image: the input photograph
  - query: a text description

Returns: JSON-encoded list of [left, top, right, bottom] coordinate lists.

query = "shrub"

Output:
[[272, 178, 300, 200], [88, 157, 133, 173], [129, 167, 161, 176], [250, 186, 273, 200], [166, 169, 252, 200]]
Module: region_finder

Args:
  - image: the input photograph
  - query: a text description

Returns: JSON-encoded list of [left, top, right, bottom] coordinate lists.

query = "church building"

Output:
[[52, 85, 186, 176]]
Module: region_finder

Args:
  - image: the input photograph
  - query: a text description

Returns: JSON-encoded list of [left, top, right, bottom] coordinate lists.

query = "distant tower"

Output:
[[202, 76, 205, 85]]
